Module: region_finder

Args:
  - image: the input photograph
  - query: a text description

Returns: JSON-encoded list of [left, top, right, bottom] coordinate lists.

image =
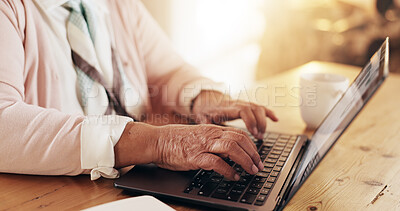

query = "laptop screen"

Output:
[[288, 38, 389, 197]]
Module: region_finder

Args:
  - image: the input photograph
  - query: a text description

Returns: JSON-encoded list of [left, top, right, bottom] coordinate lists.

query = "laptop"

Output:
[[114, 38, 389, 211]]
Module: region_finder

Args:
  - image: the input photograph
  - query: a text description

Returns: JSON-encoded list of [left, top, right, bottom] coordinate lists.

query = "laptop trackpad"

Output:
[[115, 164, 197, 195]]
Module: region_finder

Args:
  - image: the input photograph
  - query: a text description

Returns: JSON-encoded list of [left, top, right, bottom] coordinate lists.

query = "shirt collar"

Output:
[[35, 0, 68, 11], [34, 0, 109, 13]]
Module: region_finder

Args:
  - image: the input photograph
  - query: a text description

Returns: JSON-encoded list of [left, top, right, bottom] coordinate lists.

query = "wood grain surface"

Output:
[[1, 61, 399, 211]]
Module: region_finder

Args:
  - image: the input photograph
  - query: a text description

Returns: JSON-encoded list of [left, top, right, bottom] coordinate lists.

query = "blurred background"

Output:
[[142, 0, 400, 93]]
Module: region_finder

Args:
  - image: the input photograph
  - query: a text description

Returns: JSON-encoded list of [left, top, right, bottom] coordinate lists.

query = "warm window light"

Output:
[[144, 0, 267, 94], [143, 0, 386, 94]]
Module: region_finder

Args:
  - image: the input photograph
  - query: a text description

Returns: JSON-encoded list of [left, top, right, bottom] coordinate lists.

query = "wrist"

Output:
[[192, 90, 231, 114], [114, 122, 159, 168], [151, 125, 169, 165]]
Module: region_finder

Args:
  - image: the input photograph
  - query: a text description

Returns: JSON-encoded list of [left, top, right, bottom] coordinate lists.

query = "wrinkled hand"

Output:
[[154, 124, 264, 181], [192, 91, 278, 139]]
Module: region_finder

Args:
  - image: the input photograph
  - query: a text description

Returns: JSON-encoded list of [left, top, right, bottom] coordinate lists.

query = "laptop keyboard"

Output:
[[183, 132, 298, 206]]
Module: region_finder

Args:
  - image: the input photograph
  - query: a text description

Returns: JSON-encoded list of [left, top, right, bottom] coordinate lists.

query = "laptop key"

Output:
[[267, 177, 276, 183], [270, 171, 279, 177], [260, 188, 270, 195], [226, 193, 241, 202], [231, 188, 244, 195], [263, 143, 274, 148], [254, 176, 267, 183], [246, 188, 260, 195], [210, 176, 222, 183], [194, 176, 201, 182], [215, 187, 229, 194], [264, 182, 273, 189], [280, 135, 290, 139], [240, 193, 257, 204], [234, 183, 247, 189], [195, 181, 204, 188], [198, 182, 218, 197], [264, 163, 274, 168], [276, 161, 285, 167], [256, 172, 269, 177], [262, 167, 272, 173], [265, 158, 277, 163], [273, 166, 282, 172], [260, 150, 270, 155], [277, 139, 287, 144], [267, 133, 279, 139], [239, 177, 251, 183], [266, 139, 277, 144], [256, 194, 267, 202], [218, 181, 233, 189], [184, 186, 193, 193], [204, 171, 213, 177], [271, 150, 282, 155], [274, 143, 286, 147], [250, 182, 264, 189], [211, 172, 223, 178], [269, 154, 279, 159]]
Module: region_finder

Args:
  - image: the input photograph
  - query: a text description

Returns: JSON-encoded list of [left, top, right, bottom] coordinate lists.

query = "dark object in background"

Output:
[[376, 0, 394, 16], [372, 0, 400, 73], [256, 0, 400, 80], [367, 38, 387, 60]]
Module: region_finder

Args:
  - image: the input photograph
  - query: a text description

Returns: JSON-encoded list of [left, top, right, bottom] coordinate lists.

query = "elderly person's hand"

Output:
[[114, 91, 276, 180], [115, 122, 264, 181], [192, 91, 278, 140]]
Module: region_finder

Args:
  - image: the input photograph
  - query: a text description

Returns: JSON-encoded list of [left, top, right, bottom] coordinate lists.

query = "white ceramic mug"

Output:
[[300, 73, 349, 129]]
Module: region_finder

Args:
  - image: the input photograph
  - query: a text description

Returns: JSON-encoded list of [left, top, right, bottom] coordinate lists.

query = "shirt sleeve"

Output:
[[127, 0, 227, 116], [0, 1, 129, 180], [0, 1, 78, 176], [81, 115, 133, 180]]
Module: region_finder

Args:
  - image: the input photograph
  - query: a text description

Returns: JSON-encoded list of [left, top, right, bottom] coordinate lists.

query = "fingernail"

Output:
[[234, 174, 240, 181], [257, 133, 264, 140], [253, 127, 258, 136], [251, 164, 259, 174], [258, 161, 264, 171]]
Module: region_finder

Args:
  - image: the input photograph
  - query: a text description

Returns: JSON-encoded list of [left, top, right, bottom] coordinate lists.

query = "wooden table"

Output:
[[1, 61, 400, 210]]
